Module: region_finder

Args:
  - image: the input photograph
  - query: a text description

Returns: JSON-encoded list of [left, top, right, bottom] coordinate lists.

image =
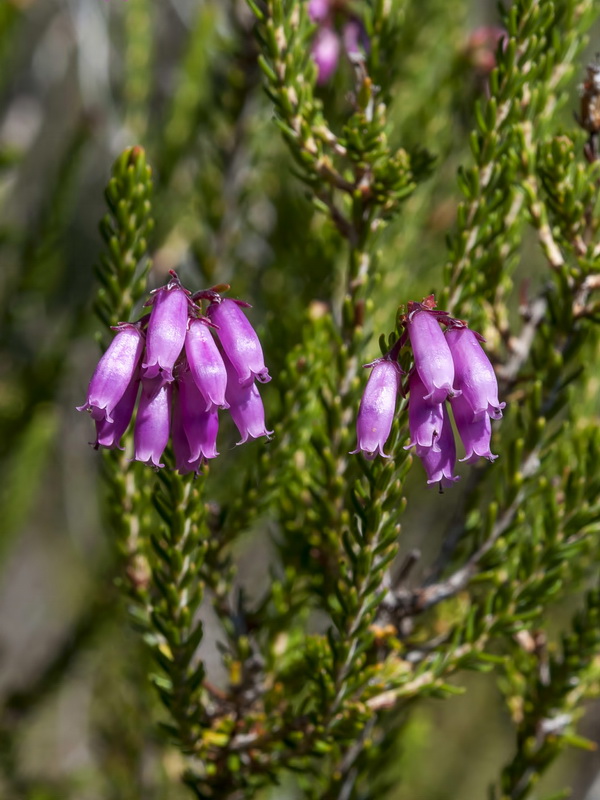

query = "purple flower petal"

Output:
[[351, 358, 401, 460], [445, 326, 505, 420], [308, 0, 330, 22], [133, 383, 172, 468], [407, 308, 458, 405], [207, 298, 270, 386], [142, 284, 189, 391], [405, 370, 444, 452], [77, 323, 144, 423], [312, 25, 341, 84], [342, 19, 368, 58], [93, 375, 140, 450], [171, 386, 203, 475], [223, 352, 273, 444], [451, 392, 498, 464], [415, 404, 459, 488], [178, 369, 220, 461], [184, 318, 229, 411]]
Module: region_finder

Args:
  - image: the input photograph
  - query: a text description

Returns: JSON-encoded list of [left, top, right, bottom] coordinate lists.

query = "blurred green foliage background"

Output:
[[1, 0, 600, 798]]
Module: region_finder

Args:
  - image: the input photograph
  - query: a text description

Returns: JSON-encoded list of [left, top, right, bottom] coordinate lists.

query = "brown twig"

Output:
[[379, 448, 540, 623]]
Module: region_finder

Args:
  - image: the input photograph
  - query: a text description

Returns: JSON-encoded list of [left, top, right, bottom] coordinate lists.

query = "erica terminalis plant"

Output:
[[82, 144, 277, 756], [68, 3, 600, 800]]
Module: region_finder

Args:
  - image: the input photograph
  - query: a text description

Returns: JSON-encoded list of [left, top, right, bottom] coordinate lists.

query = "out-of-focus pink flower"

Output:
[[342, 19, 366, 60], [464, 26, 507, 76], [312, 25, 341, 84], [308, 0, 330, 22], [308, 0, 369, 85]]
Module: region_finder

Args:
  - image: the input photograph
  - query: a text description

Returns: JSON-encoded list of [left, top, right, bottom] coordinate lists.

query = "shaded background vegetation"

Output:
[[2, 0, 600, 798]]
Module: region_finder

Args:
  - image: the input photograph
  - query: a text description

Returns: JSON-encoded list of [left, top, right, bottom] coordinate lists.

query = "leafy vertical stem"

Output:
[[148, 469, 208, 751]]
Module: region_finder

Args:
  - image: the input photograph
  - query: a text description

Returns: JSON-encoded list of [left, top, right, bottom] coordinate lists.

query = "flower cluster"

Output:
[[352, 296, 505, 489], [308, 0, 368, 84], [77, 271, 272, 473]]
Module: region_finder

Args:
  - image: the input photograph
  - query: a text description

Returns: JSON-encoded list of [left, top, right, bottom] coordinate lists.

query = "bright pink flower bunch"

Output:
[[352, 296, 505, 489], [78, 271, 272, 473]]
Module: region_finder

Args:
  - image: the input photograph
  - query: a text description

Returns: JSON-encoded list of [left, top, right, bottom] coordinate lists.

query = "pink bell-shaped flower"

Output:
[[415, 404, 459, 489], [223, 352, 273, 444], [407, 302, 458, 405], [171, 386, 203, 475], [445, 325, 505, 420], [93, 374, 140, 450], [451, 392, 498, 464], [351, 358, 402, 460], [184, 318, 229, 411], [77, 322, 144, 423], [312, 25, 341, 84], [178, 369, 220, 462], [208, 298, 270, 386], [405, 370, 444, 452], [133, 383, 172, 468], [142, 276, 190, 391]]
